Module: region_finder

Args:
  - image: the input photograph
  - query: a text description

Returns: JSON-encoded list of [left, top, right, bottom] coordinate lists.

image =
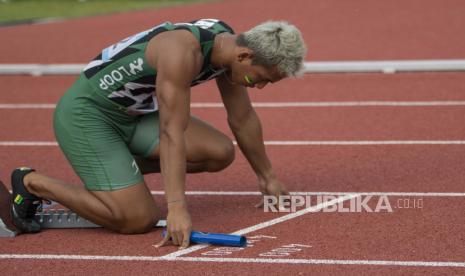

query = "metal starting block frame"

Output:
[[35, 209, 166, 229], [0, 180, 166, 237], [36, 209, 102, 229]]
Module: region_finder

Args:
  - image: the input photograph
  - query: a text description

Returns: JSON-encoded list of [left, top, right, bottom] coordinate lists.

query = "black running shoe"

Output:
[[10, 167, 42, 233]]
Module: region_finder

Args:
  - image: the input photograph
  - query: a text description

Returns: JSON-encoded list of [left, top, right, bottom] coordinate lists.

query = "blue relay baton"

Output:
[[163, 229, 247, 247]]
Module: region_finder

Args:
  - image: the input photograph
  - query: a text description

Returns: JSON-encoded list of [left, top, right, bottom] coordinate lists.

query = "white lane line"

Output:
[[0, 104, 56, 109], [304, 59, 465, 73], [1, 254, 464, 268], [262, 141, 465, 145], [161, 194, 358, 258], [1, 60, 465, 75], [149, 191, 465, 197], [173, 257, 465, 267], [0, 254, 162, 261], [2, 140, 465, 147], [0, 141, 58, 146], [2, 101, 465, 109], [6, 190, 465, 202], [192, 101, 465, 108]]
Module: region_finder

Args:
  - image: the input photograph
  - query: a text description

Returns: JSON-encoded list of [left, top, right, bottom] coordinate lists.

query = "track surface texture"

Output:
[[1, 0, 465, 275]]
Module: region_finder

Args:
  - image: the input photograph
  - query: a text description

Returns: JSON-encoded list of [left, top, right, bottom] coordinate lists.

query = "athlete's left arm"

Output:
[[216, 74, 289, 205]]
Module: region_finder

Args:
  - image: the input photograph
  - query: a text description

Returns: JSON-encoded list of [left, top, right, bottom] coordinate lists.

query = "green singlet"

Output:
[[53, 19, 234, 191]]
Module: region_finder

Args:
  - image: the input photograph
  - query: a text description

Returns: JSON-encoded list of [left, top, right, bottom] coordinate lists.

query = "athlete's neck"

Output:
[[211, 33, 235, 71]]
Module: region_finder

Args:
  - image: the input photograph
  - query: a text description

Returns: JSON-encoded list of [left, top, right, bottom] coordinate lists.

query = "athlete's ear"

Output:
[[237, 48, 254, 62]]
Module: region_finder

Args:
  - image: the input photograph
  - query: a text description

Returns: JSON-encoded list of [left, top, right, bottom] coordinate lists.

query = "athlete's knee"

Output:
[[116, 217, 154, 234], [113, 209, 161, 234], [114, 217, 154, 234], [220, 138, 235, 166]]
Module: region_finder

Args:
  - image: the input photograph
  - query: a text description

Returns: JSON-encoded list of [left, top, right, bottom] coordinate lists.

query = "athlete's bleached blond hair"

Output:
[[236, 21, 307, 77]]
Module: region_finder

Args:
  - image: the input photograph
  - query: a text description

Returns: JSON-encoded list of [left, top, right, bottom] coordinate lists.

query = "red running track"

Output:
[[1, 0, 465, 274]]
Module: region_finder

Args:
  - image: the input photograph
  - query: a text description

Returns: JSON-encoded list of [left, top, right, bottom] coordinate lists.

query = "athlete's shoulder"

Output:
[[187, 19, 235, 34]]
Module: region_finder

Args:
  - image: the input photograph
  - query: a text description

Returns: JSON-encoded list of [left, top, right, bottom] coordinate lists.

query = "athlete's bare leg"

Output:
[[23, 174, 160, 234]]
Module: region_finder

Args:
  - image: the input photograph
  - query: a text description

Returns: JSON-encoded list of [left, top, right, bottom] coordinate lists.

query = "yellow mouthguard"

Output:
[[244, 75, 253, 84]]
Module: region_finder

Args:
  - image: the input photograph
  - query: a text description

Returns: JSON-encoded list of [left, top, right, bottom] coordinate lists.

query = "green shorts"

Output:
[[53, 74, 160, 191]]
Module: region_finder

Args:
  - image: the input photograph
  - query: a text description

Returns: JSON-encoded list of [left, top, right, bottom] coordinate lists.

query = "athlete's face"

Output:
[[229, 51, 285, 89]]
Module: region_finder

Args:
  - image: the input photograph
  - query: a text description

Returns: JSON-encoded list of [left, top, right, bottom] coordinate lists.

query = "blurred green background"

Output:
[[0, 0, 210, 25]]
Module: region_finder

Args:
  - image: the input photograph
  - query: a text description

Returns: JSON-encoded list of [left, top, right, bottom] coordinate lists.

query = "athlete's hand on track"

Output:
[[155, 201, 192, 250], [255, 177, 290, 209]]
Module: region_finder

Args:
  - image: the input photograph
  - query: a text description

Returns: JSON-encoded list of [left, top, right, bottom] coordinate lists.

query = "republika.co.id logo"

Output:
[[263, 195, 424, 213]]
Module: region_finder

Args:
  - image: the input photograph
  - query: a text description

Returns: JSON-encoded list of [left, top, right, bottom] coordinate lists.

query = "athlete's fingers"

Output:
[[179, 230, 191, 249], [154, 232, 171, 248], [177, 231, 185, 247]]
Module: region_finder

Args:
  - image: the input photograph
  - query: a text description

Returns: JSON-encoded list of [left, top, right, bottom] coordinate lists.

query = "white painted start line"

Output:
[[2, 140, 465, 147], [0, 254, 464, 268], [2, 101, 465, 109]]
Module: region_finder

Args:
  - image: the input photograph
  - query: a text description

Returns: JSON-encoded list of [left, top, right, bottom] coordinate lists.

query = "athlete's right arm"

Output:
[[148, 31, 203, 250]]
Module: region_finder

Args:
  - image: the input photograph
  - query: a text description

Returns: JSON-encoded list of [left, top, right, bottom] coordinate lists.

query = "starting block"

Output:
[[0, 180, 166, 237]]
